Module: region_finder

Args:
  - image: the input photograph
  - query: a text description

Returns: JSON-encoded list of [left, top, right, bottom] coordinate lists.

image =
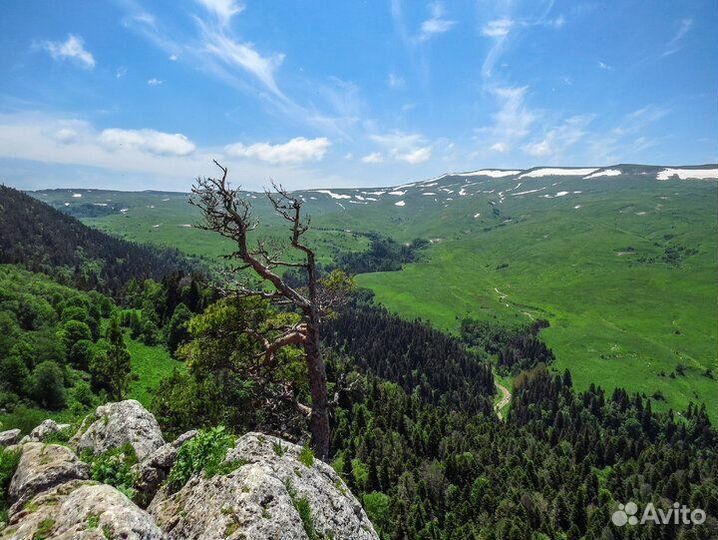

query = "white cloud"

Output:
[[225, 137, 331, 164], [420, 2, 457, 40], [523, 115, 593, 159], [614, 105, 669, 136], [588, 106, 669, 163], [480, 86, 538, 153], [147, 78, 164, 86], [100, 128, 196, 156], [662, 18, 693, 57], [369, 131, 433, 165], [490, 142, 508, 153], [169, 54, 179, 61], [0, 113, 355, 191], [53, 128, 79, 144], [482, 19, 513, 38], [197, 21, 286, 96], [387, 73, 405, 89], [549, 15, 566, 29], [399, 147, 432, 164], [195, 0, 245, 25], [362, 152, 384, 164], [116, 67, 127, 79], [42, 34, 95, 69], [598, 61, 613, 71]]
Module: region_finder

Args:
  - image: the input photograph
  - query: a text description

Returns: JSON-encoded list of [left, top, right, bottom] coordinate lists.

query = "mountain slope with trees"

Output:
[[0, 186, 197, 294]]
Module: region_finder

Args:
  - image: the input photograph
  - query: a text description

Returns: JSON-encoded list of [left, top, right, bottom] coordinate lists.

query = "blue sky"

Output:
[[1, 0, 716, 191]]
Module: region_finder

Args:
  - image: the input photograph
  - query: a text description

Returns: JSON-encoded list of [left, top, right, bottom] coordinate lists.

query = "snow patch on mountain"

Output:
[[313, 190, 351, 200], [519, 168, 598, 178], [656, 168, 718, 180], [584, 169, 622, 179]]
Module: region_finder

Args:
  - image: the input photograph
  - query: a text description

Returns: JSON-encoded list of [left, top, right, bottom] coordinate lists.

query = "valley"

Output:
[[32, 164, 718, 420]]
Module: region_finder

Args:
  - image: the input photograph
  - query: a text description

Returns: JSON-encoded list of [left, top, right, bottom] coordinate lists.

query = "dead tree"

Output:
[[191, 160, 337, 458]]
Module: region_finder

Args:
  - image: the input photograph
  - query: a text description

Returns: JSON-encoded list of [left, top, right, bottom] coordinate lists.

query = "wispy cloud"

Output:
[[195, 0, 245, 26], [225, 137, 331, 164], [662, 18, 693, 58], [147, 78, 163, 86], [387, 73, 405, 89], [361, 152, 384, 164], [420, 2, 457, 41], [194, 17, 285, 97], [481, 19, 513, 38], [480, 19, 513, 79], [588, 105, 670, 163], [523, 114, 594, 159], [479, 1, 564, 81], [42, 34, 95, 69], [121, 2, 360, 137], [598, 61, 613, 71], [369, 131, 433, 164], [478, 86, 538, 154]]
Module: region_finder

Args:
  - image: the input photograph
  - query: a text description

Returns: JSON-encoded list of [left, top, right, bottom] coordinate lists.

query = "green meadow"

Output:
[[32, 170, 718, 419]]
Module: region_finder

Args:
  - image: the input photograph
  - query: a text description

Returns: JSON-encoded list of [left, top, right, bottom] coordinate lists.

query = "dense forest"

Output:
[[323, 303, 495, 414], [0, 186, 197, 294], [0, 192, 716, 539], [150, 290, 718, 539]]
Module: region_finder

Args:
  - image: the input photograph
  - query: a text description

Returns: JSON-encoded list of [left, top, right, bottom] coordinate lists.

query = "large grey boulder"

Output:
[[8, 443, 90, 515], [0, 429, 21, 447], [20, 419, 71, 444], [132, 430, 198, 505], [1, 480, 165, 540], [74, 400, 164, 461], [149, 432, 378, 540]]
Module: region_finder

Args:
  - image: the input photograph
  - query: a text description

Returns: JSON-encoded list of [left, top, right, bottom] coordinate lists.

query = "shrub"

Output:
[[0, 448, 22, 522], [68, 339, 94, 370], [166, 426, 238, 493], [299, 445, 315, 468], [89, 443, 138, 499], [31, 360, 66, 410]]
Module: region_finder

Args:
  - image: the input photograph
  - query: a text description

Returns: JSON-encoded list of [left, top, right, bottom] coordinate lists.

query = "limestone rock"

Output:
[[2, 480, 165, 540], [0, 429, 21, 447], [8, 443, 90, 515], [74, 400, 164, 461], [149, 432, 378, 540], [21, 419, 71, 444], [132, 431, 198, 505]]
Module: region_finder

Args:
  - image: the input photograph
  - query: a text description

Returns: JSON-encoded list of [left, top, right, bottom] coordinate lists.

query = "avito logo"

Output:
[[612, 501, 706, 527]]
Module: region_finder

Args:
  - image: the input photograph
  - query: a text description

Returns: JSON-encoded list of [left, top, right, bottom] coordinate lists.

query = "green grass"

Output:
[[125, 334, 184, 408], [31, 173, 717, 420]]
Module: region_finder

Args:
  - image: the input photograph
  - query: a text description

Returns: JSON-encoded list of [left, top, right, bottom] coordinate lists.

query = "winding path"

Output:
[[494, 380, 511, 420]]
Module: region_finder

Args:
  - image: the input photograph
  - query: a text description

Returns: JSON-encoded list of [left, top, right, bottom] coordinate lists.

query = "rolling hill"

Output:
[[29, 164, 718, 418]]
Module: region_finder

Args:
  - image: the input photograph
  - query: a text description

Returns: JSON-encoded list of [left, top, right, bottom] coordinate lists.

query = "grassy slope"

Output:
[[31, 173, 718, 419], [355, 176, 717, 418], [125, 334, 184, 408]]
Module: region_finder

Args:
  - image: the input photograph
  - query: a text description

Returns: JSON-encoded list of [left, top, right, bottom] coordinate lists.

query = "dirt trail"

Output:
[[494, 380, 511, 420]]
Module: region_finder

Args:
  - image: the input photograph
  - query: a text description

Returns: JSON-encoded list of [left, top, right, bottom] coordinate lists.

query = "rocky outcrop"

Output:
[[149, 432, 378, 540], [132, 430, 198, 505], [4, 409, 377, 540], [20, 419, 71, 444], [0, 429, 21, 447], [8, 442, 90, 515], [2, 481, 164, 540], [74, 400, 165, 461]]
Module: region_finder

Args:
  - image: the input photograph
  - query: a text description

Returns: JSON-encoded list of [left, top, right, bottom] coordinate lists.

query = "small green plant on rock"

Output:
[[166, 426, 238, 493]]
